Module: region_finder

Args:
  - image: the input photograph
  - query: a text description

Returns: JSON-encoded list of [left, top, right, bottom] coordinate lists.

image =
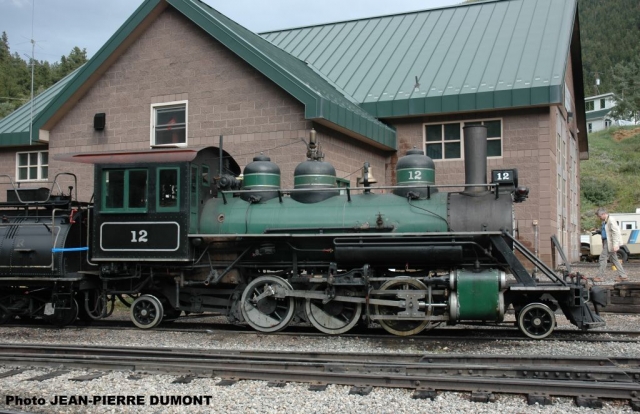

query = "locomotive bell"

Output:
[[357, 163, 377, 187]]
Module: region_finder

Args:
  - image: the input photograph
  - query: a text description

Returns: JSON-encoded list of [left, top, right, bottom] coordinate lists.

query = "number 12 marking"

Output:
[[131, 230, 148, 243], [408, 171, 422, 180]]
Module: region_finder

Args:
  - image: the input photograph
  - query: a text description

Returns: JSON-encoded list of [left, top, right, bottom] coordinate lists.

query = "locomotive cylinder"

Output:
[[448, 269, 506, 322]]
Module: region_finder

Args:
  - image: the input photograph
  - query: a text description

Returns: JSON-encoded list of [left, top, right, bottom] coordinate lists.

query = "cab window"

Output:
[[157, 168, 180, 212], [202, 165, 210, 187], [102, 169, 148, 212]]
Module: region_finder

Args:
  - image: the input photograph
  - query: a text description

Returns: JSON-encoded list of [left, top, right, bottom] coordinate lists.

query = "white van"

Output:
[[582, 213, 640, 262]]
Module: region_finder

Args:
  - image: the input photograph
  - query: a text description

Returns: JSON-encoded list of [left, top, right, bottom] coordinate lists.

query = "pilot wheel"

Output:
[[517, 302, 556, 339], [130, 295, 164, 329]]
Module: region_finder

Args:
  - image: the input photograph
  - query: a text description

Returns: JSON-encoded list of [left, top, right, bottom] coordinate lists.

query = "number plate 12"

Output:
[[100, 222, 180, 251]]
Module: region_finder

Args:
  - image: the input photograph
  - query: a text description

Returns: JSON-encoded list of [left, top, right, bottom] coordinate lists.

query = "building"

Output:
[[0, 0, 588, 265], [585, 92, 615, 133]]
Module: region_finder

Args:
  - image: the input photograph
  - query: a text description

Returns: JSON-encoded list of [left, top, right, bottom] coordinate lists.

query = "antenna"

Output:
[[28, 0, 36, 145]]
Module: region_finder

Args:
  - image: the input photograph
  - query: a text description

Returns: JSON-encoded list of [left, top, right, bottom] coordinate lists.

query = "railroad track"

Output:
[[0, 344, 638, 409], [4, 318, 640, 343]]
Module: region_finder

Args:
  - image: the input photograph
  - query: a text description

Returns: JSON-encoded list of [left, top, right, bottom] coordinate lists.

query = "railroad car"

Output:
[[0, 125, 607, 339]]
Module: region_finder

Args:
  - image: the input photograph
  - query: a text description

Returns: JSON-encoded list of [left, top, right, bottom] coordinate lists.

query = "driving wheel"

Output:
[[47, 298, 79, 327], [241, 276, 295, 333], [374, 278, 431, 336], [305, 285, 362, 334]]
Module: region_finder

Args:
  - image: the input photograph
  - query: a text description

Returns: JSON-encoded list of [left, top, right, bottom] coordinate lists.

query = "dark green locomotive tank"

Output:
[[200, 190, 450, 235]]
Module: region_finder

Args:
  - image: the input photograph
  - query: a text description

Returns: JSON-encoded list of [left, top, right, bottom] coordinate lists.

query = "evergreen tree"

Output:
[[0, 36, 87, 120], [579, 0, 640, 96], [610, 59, 640, 123]]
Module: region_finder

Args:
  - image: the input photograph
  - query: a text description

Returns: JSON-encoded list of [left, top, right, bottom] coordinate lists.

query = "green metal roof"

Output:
[[0, 67, 81, 146], [172, 0, 395, 149], [261, 0, 577, 118], [586, 108, 611, 121], [0, 0, 396, 150]]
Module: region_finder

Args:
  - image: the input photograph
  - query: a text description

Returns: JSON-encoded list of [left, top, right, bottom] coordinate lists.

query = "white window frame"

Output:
[[423, 118, 503, 162], [150, 100, 188, 147], [620, 221, 637, 230], [16, 150, 48, 182]]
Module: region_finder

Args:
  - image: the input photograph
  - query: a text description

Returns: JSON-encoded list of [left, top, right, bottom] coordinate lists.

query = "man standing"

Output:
[[596, 207, 629, 282]]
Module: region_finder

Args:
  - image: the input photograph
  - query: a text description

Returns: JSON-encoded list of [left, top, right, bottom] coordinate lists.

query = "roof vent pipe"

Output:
[[462, 125, 488, 193]]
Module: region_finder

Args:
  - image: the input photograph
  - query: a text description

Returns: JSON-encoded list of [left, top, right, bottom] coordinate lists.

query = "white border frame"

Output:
[[422, 118, 503, 162], [150, 100, 188, 148], [100, 221, 180, 252], [15, 150, 48, 182]]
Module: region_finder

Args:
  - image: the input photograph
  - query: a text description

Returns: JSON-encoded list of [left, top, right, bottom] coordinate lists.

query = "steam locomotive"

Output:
[[0, 125, 606, 339]]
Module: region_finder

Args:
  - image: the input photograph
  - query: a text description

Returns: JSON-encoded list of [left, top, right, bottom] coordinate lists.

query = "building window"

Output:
[[588, 123, 593, 133], [585, 101, 594, 111], [600, 98, 606, 109], [102, 169, 148, 212], [424, 120, 502, 160], [151, 101, 187, 146], [16, 151, 48, 181]]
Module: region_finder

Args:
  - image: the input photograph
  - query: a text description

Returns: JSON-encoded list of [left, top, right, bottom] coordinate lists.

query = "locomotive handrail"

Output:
[[194, 231, 506, 238], [222, 183, 500, 194], [0, 172, 78, 206], [500, 230, 566, 286], [221, 183, 501, 204]]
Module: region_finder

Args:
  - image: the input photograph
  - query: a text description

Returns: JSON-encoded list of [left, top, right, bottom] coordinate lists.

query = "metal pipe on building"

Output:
[[533, 220, 539, 277]]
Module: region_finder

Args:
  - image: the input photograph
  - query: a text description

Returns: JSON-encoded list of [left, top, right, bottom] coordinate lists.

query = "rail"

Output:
[[0, 344, 637, 403]]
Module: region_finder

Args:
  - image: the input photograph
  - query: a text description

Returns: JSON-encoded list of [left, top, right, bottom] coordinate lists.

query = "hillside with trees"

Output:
[[0, 32, 87, 119], [579, 0, 640, 121], [579, 0, 640, 95], [578, 0, 640, 229]]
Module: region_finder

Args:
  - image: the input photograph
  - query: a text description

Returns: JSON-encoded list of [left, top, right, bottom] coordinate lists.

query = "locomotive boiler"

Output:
[[0, 125, 606, 339]]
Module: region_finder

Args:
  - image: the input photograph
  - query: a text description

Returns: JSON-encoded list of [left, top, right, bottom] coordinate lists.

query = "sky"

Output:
[[1, 0, 461, 63]]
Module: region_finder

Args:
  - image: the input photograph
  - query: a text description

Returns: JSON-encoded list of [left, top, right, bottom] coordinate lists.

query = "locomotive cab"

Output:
[[59, 147, 239, 267]]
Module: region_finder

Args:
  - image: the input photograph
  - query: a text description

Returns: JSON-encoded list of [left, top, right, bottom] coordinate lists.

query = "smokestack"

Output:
[[463, 125, 487, 193]]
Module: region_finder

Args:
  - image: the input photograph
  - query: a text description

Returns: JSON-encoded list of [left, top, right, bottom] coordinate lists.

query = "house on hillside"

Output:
[[0, 0, 588, 265], [585, 92, 615, 133], [585, 92, 637, 133]]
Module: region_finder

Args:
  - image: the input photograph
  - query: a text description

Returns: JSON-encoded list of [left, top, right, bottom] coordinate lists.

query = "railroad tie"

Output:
[[69, 372, 106, 382], [24, 370, 70, 382], [349, 386, 373, 396], [527, 394, 552, 406], [575, 396, 603, 409], [412, 388, 437, 400], [0, 369, 27, 379]]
